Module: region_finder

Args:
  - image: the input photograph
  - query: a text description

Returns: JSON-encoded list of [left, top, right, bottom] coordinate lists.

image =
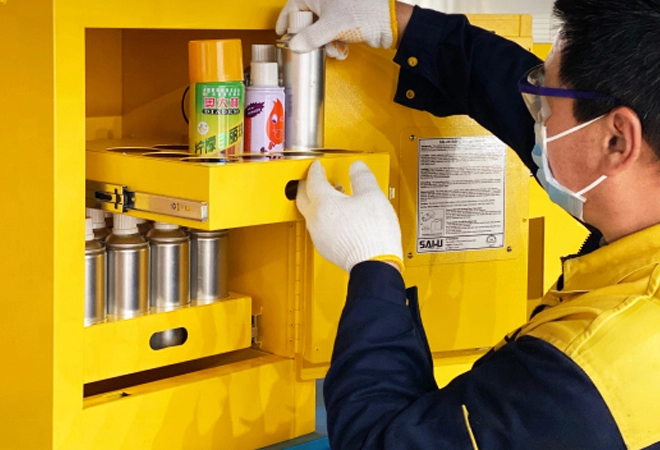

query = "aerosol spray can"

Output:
[[189, 39, 245, 156], [147, 222, 190, 311], [252, 44, 277, 64], [245, 44, 278, 86], [85, 217, 106, 326], [245, 62, 285, 153], [87, 207, 111, 241], [190, 229, 229, 303], [277, 11, 325, 150], [106, 214, 150, 319]]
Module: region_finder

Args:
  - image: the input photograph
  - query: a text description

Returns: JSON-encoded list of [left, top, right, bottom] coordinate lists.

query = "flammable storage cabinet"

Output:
[[0, 1, 532, 449]]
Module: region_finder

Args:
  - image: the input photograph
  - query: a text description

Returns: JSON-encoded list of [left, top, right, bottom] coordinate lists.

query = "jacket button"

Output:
[[406, 89, 415, 99], [408, 56, 418, 67]]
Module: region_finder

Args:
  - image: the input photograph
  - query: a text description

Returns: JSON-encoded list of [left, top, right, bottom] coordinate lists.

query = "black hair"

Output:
[[553, 0, 660, 158]]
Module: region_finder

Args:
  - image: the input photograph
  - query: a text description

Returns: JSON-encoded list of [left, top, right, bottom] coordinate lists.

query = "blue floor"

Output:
[[260, 379, 329, 450]]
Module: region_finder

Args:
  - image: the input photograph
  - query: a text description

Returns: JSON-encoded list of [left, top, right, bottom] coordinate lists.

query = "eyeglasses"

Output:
[[518, 64, 619, 122]]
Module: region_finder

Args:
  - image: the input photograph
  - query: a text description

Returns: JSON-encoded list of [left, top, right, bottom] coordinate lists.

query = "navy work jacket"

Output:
[[323, 6, 660, 450]]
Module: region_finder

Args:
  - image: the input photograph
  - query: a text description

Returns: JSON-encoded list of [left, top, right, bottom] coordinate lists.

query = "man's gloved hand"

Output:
[[297, 160, 404, 273], [275, 0, 398, 60]]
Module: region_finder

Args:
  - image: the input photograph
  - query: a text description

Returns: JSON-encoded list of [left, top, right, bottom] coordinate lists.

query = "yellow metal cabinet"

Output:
[[0, 1, 537, 448], [0, 1, 323, 448]]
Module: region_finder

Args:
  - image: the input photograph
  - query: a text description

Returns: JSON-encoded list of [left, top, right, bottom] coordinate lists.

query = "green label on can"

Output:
[[190, 82, 245, 156]]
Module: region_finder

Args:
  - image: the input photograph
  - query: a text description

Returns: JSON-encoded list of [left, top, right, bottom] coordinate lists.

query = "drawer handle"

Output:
[[149, 327, 188, 350], [285, 180, 300, 201]]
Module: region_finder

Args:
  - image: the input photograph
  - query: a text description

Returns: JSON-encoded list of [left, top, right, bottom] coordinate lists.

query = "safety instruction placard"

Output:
[[417, 136, 506, 253]]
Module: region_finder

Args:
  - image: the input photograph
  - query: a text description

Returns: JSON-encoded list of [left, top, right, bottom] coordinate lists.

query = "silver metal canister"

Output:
[[277, 11, 325, 150], [147, 222, 190, 311], [85, 218, 106, 326], [106, 214, 150, 319], [190, 229, 229, 303]]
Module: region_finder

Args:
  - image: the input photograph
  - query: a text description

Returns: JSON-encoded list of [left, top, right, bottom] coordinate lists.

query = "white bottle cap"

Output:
[[136, 218, 147, 224], [250, 62, 279, 87], [85, 217, 95, 241], [86, 208, 106, 230], [112, 214, 138, 236], [288, 11, 313, 34], [251, 44, 277, 63], [154, 221, 180, 231]]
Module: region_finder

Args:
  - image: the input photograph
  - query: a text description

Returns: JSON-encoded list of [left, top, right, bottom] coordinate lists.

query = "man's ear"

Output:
[[601, 107, 643, 176]]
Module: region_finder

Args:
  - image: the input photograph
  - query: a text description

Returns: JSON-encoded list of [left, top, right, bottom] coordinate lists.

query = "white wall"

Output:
[[401, 0, 560, 42]]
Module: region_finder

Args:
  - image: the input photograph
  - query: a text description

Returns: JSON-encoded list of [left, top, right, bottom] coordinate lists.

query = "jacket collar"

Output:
[[560, 223, 660, 292]]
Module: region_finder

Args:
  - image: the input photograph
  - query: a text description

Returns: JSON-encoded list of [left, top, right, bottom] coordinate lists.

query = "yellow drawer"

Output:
[[84, 293, 252, 383], [72, 351, 315, 450], [86, 140, 391, 230]]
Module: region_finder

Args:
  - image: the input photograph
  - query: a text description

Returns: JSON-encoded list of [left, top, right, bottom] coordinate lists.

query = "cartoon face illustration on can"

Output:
[[266, 99, 285, 150], [245, 91, 285, 153]]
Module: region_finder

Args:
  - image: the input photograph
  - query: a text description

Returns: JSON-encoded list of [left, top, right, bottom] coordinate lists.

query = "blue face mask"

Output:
[[532, 116, 607, 221]]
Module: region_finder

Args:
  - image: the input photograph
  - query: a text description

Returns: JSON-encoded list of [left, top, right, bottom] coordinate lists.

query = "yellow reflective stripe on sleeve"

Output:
[[368, 254, 405, 273], [389, 0, 399, 49], [462, 404, 479, 450]]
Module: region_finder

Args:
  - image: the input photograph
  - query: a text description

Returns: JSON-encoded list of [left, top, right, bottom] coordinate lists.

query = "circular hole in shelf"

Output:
[[153, 144, 190, 151], [180, 157, 232, 164], [107, 147, 156, 154], [142, 151, 190, 158], [236, 153, 278, 162], [308, 148, 361, 154], [270, 151, 323, 160]]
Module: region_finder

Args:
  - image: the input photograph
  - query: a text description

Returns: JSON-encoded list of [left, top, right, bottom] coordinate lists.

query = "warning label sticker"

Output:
[[417, 136, 506, 253]]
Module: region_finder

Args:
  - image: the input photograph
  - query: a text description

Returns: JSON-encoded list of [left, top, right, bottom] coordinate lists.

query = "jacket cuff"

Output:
[[348, 261, 407, 306]]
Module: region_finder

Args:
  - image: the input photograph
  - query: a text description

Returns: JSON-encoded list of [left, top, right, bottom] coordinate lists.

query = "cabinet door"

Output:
[[301, 18, 533, 371]]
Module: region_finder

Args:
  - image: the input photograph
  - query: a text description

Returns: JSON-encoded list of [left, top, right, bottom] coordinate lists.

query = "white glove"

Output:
[[297, 160, 404, 273], [275, 0, 397, 60]]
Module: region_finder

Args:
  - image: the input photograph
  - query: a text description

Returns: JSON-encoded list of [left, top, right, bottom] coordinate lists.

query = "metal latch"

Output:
[[86, 180, 208, 222], [251, 314, 262, 348]]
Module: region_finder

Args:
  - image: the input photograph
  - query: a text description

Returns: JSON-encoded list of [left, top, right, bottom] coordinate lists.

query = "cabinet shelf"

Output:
[[86, 138, 390, 230]]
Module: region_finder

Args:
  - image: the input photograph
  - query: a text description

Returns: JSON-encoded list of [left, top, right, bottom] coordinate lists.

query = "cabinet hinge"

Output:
[[292, 221, 306, 353]]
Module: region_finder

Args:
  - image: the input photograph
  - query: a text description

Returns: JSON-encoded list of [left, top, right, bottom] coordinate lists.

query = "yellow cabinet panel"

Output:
[[73, 351, 315, 450]]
